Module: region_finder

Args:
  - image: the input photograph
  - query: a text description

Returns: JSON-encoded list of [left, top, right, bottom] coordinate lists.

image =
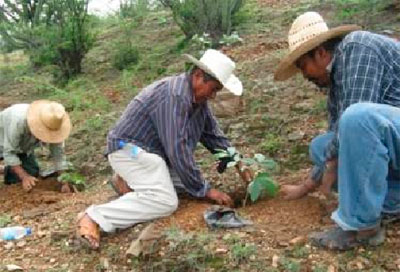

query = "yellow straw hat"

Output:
[[27, 100, 72, 143], [274, 11, 361, 81]]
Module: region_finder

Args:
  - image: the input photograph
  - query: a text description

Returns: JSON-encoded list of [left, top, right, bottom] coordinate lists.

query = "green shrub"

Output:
[[112, 41, 140, 70], [18, 0, 94, 81], [159, 0, 244, 46], [119, 0, 150, 22]]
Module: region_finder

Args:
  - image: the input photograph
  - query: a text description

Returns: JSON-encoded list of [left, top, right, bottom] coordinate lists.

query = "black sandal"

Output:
[[309, 226, 385, 250]]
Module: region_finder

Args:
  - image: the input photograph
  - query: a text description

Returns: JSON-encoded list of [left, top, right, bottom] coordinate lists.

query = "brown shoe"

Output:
[[109, 174, 132, 196]]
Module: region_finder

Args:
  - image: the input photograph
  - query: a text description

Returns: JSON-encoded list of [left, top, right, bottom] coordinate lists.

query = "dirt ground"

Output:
[[1, 0, 400, 271]]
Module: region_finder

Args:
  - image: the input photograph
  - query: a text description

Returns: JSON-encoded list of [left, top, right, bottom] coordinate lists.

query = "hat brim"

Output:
[[274, 25, 361, 81], [184, 54, 243, 96], [27, 100, 72, 143]]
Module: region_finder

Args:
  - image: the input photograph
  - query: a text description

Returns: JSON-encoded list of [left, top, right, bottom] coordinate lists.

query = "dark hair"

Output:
[[305, 37, 343, 58], [190, 66, 218, 83]]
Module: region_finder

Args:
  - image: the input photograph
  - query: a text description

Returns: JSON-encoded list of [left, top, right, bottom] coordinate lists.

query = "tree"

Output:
[[0, 0, 94, 80], [159, 0, 244, 45]]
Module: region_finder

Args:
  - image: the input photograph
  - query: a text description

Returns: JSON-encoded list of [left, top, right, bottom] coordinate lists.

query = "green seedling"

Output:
[[214, 147, 279, 203]]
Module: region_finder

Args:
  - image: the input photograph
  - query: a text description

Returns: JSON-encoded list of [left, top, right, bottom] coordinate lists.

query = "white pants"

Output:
[[86, 145, 181, 232]]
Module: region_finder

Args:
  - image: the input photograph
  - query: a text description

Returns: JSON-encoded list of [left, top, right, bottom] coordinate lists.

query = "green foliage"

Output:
[[142, 228, 221, 271], [333, 0, 393, 21], [230, 242, 257, 264], [213, 147, 278, 203], [119, 0, 150, 22], [281, 258, 301, 272], [1, 0, 95, 81], [159, 0, 244, 46], [112, 40, 140, 70], [0, 214, 12, 228], [260, 133, 283, 155], [248, 172, 278, 202], [57, 171, 86, 186]]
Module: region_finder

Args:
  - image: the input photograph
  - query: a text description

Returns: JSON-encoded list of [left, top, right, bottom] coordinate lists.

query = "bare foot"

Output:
[[76, 213, 100, 249]]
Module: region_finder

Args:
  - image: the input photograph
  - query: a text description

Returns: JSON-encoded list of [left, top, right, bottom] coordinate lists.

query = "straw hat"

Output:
[[274, 11, 361, 81], [184, 49, 243, 96], [27, 100, 71, 143]]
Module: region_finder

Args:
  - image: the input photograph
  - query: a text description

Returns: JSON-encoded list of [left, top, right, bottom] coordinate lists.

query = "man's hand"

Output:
[[280, 177, 316, 200], [206, 188, 233, 207], [22, 175, 38, 192], [11, 165, 37, 192], [319, 159, 337, 196]]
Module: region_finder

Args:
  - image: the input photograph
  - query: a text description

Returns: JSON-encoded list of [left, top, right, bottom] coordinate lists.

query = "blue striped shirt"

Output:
[[312, 31, 400, 182], [107, 73, 231, 197]]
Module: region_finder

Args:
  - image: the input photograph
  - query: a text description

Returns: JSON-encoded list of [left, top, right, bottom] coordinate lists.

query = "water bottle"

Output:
[[118, 140, 143, 158], [0, 226, 32, 241]]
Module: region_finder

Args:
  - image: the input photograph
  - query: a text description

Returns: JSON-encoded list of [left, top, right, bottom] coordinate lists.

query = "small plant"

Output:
[[281, 258, 301, 272], [219, 32, 243, 46], [57, 171, 86, 192], [230, 242, 257, 264], [214, 147, 278, 203], [191, 33, 213, 53], [0, 213, 12, 228]]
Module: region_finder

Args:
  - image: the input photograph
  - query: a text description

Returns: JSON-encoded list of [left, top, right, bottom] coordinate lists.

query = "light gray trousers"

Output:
[[86, 144, 184, 232]]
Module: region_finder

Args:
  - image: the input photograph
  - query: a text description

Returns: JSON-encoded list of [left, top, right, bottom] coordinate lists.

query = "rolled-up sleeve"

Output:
[[153, 97, 210, 198]]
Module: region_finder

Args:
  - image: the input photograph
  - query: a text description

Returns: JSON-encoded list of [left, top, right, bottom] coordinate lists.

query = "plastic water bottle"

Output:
[[118, 140, 143, 158], [0, 226, 32, 241]]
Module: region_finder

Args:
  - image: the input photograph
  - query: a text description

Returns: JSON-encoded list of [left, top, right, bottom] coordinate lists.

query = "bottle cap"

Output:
[[118, 140, 126, 149], [25, 228, 32, 235]]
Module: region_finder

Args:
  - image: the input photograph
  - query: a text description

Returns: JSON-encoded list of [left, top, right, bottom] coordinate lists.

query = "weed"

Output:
[[286, 245, 310, 258], [312, 264, 328, 272], [281, 257, 301, 272], [105, 244, 121, 262], [230, 242, 257, 264], [0, 214, 12, 227], [260, 133, 283, 155], [140, 228, 219, 271]]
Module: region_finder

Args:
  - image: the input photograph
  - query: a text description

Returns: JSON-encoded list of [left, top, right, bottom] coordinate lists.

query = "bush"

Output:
[[112, 41, 140, 70], [119, 0, 150, 23], [159, 0, 244, 46]]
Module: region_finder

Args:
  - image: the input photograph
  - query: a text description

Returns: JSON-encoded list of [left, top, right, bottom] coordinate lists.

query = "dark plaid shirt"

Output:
[[312, 31, 400, 182], [107, 73, 231, 197]]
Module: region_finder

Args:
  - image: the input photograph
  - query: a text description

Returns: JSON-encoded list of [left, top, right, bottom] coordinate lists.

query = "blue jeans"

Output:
[[310, 132, 335, 186], [327, 103, 400, 231]]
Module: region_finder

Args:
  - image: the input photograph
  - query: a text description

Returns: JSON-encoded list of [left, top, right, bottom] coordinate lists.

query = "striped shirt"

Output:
[[312, 31, 400, 182], [107, 73, 231, 197]]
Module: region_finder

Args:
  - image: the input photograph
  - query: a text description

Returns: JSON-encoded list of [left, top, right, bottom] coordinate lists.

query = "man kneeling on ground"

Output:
[[0, 100, 71, 192], [77, 49, 244, 249]]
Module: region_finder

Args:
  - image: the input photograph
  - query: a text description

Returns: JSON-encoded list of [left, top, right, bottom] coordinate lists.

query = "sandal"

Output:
[[309, 226, 385, 250], [108, 174, 132, 196], [381, 212, 400, 225], [76, 212, 101, 250]]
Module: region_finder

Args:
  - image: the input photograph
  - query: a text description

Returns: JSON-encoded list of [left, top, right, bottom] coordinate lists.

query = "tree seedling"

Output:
[[214, 147, 279, 206]]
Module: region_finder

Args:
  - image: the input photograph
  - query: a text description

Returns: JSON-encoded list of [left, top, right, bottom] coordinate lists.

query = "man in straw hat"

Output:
[[76, 49, 247, 249], [0, 100, 71, 192], [276, 11, 400, 250]]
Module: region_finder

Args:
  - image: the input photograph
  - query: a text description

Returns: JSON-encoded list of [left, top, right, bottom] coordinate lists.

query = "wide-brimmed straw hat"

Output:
[[27, 100, 71, 143], [274, 11, 361, 81], [184, 49, 243, 96]]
